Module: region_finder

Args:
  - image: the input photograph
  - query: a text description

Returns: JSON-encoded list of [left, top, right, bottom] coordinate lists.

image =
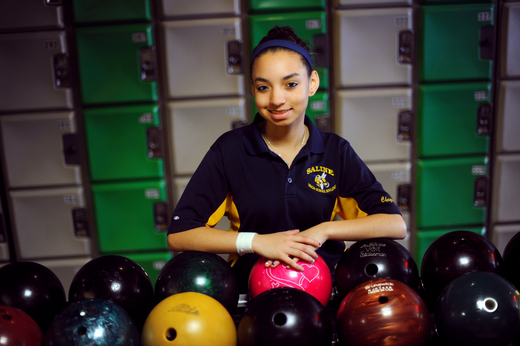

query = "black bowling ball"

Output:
[[502, 231, 520, 290]]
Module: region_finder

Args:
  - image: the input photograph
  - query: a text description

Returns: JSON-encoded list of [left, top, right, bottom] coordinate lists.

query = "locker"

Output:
[[333, 8, 413, 88], [119, 251, 172, 285], [167, 98, 247, 176], [84, 104, 164, 182], [162, 18, 244, 99], [417, 82, 491, 158], [335, 88, 412, 163], [0, 0, 64, 31], [491, 224, 520, 255], [76, 24, 158, 106], [162, 0, 240, 17], [334, 0, 412, 6], [496, 81, 520, 153], [500, 3, 520, 78], [249, 11, 329, 90], [0, 31, 73, 112], [492, 154, 520, 223], [91, 179, 168, 253], [0, 112, 82, 188], [9, 187, 91, 260], [248, 0, 325, 12], [420, 0, 492, 3], [416, 156, 488, 229], [36, 257, 92, 294], [418, 4, 494, 83], [0, 199, 9, 262], [72, 0, 151, 24]]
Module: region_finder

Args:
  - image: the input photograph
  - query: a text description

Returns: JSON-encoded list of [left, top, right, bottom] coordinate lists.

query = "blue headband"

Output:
[[250, 39, 313, 69]]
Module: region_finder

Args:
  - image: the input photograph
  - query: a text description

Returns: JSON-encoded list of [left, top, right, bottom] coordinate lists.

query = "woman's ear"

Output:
[[309, 70, 320, 97]]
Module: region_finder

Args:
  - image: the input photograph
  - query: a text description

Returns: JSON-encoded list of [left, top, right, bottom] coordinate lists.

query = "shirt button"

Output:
[[288, 178, 293, 183]]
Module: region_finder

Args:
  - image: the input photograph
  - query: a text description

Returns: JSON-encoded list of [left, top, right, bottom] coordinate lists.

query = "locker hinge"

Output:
[[398, 30, 413, 64], [62, 133, 81, 165], [53, 53, 71, 88], [477, 104, 492, 136], [227, 40, 244, 75], [474, 177, 489, 207], [147, 126, 163, 158], [479, 25, 495, 60], [139, 46, 157, 81], [72, 208, 89, 237], [397, 110, 413, 142], [154, 202, 169, 231], [397, 184, 411, 212], [313, 34, 329, 68]]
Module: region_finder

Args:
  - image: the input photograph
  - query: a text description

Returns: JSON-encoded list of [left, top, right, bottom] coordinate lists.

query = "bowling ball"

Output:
[[420, 230, 503, 310], [44, 298, 140, 346], [155, 251, 239, 313], [0, 261, 66, 333], [502, 231, 520, 290], [142, 291, 237, 346], [248, 255, 332, 306], [68, 255, 154, 329], [335, 238, 419, 299], [435, 272, 520, 346], [0, 305, 43, 346], [238, 287, 333, 346], [336, 278, 430, 346]]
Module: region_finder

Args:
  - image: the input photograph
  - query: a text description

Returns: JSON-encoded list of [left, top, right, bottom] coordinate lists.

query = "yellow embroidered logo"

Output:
[[307, 166, 337, 193], [381, 196, 394, 203]]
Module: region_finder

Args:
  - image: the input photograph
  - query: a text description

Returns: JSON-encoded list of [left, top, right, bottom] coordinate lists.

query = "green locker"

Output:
[[249, 11, 329, 90], [117, 251, 172, 286], [72, 0, 151, 24], [417, 82, 491, 158], [76, 24, 158, 105], [92, 179, 168, 253], [84, 104, 164, 182], [416, 156, 488, 229], [418, 4, 494, 82], [248, 0, 325, 13]]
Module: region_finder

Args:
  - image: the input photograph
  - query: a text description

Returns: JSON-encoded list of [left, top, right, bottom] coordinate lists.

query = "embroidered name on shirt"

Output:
[[307, 166, 337, 194], [307, 166, 335, 176], [381, 196, 394, 203]]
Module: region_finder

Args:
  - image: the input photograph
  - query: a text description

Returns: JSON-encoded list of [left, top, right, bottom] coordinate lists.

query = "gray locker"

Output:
[[167, 97, 247, 175], [0, 199, 9, 262], [501, 3, 520, 78], [36, 257, 91, 294], [491, 224, 520, 255], [0, 31, 73, 112], [335, 88, 412, 163], [496, 81, 520, 153], [492, 154, 520, 223], [0, 112, 82, 188], [162, 18, 245, 99], [333, 8, 413, 87], [162, 0, 240, 17], [333, 0, 412, 6], [9, 187, 91, 260], [0, 0, 64, 31]]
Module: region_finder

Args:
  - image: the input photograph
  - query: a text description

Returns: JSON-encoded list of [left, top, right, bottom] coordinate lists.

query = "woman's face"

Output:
[[251, 50, 319, 128]]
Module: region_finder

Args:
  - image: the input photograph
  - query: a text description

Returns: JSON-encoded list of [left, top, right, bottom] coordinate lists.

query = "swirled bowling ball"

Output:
[[238, 287, 333, 346], [44, 298, 140, 346], [248, 255, 332, 306], [142, 292, 237, 346], [68, 255, 154, 329], [335, 238, 419, 299], [336, 278, 430, 346], [420, 230, 503, 310], [154, 251, 239, 313], [0, 261, 66, 333], [0, 305, 43, 346], [435, 272, 520, 346], [502, 231, 520, 290]]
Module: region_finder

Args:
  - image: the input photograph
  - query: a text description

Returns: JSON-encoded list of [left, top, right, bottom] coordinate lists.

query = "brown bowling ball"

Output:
[[336, 278, 431, 346]]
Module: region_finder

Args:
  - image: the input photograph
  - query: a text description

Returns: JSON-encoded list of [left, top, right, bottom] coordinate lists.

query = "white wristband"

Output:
[[236, 232, 257, 256]]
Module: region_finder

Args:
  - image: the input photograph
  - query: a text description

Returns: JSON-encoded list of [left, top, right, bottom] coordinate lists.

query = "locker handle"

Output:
[[397, 110, 413, 142], [154, 202, 169, 231], [397, 30, 413, 64], [479, 26, 494, 60], [476, 104, 492, 136], [397, 184, 411, 212], [147, 127, 163, 158], [139, 46, 157, 81], [62, 133, 82, 165], [473, 177, 488, 207], [72, 208, 89, 237], [227, 40, 244, 75], [313, 34, 329, 68], [53, 53, 71, 88]]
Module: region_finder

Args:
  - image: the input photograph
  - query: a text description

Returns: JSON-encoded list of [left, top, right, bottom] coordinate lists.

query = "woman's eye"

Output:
[[287, 82, 298, 88], [257, 85, 268, 92]]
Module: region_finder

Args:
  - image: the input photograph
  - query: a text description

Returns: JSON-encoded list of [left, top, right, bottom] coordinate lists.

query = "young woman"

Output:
[[167, 26, 406, 288]]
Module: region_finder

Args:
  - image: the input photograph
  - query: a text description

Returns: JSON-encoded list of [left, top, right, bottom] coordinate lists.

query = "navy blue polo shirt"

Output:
[[169, 115, 401, 274]]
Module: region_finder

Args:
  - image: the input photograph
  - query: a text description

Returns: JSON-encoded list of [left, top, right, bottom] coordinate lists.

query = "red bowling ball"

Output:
[[248, 255, 332, 306], [0, 306, 43, 346]]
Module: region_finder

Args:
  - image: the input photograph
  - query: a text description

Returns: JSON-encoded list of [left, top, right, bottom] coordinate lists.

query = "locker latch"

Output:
[[477, 104, 492, 136], [154, 202, 169, 231], [62, 133, 81, 165], [398, 30, 413, 64], [397, 184, 411, 212], [53, 53, 71, 88], [139, 46, 157, 81], [473, 177, 488, 207], [72, 208, 89, 237], [479, 26, 494, 60], [397, 110, 413, 142], [227, 40, 244, 75], [147, 127, 163, 158], [313, 34, 329, 68]]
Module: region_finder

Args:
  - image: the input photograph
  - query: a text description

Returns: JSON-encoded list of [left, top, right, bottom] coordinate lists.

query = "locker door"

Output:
[[416, 156, 488, 229], [0, 31, 73, 112], [92, 179, 168, 253], [167, 98, 247, 175], [248, 0, 325, 12], [496, 81, 520, 153], [500, 3, 520, 78], [36, 257, 92, 294], [9, 187, 91, 260], [333, 8, 413, 88], [491, 224, 520, 255], [0, 112, 82, 188], [0, 0, 64, 31], [72, 0, 152, 24], [76, 24, 158, 105], [84, 104, 164, 182], [417, 82, 491, 158], [492, 154, 520, 223], [162, 18, 244, 99], [0, 199, 9, 262], [334, 0, 412, 5], [335, 88, 412, 163], [162, 0, 240, 16], [418, 4, 494, 83], [120, 252, 173, 286], [249, 12, 329, 90]]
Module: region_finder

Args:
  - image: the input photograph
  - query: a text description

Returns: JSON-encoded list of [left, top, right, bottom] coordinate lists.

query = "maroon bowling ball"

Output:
[[0, 305, 43, 346]]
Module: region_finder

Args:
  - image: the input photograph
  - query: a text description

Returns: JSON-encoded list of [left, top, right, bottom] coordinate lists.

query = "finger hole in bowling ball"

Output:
[[83, 280, 93, 291], [273, 313, 288, 326], [77, 326, 87, 336], [458, 239, 469, 246], [483, 298, 498, 313], [166, 328, 177, 341], [378, 296, 389, 304], [2, 313, 12, 321], [365, 263, 378, 276]]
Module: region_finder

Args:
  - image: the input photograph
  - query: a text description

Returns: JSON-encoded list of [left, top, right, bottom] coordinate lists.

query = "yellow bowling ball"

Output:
[[142, 292, 237, 346]]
